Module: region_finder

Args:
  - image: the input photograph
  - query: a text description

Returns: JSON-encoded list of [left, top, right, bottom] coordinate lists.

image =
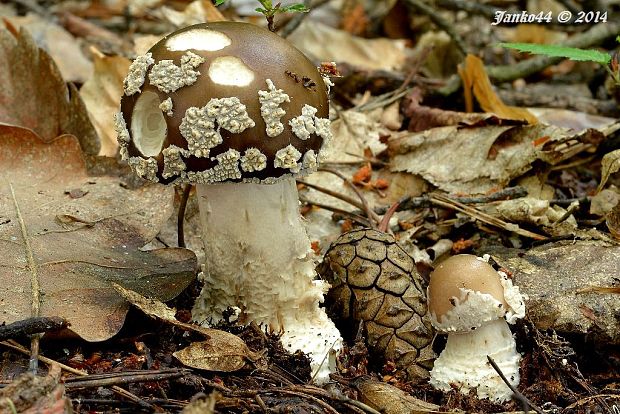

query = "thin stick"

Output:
[[375, 186, 528, 214], [430, 193, 547, 240], [9, 183, 40, 373], [377, 202, 399, 233], [261, 389, 340, 414], [0, 317, 67, 341], [439, 19, 620, 95], [403, 0, 467, 55], [298, 180, 366, 211], [299, 197, 372, 227], [317, 167, 381, 228], [1, 340, 153, 409], [65, 370, 186, 389], [487, 355, 544, 414]]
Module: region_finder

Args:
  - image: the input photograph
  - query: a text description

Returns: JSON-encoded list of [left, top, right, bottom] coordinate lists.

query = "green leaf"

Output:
[[281, 3, 309, 12], [498, 42, 611, 64], [213, 0, 226, 5], [258, 0, 273, 8], [617, 35, 620, 43], [255, 7, 268, 14]]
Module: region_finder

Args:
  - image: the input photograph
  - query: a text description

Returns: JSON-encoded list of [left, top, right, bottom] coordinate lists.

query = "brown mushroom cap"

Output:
[[427, 254, 508, 324], [118, 21, 330, 184]]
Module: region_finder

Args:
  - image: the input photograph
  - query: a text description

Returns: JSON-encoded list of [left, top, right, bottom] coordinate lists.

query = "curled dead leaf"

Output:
[[80, 47, 130, 157], [351, 376, 439, 414], [113, 283, 262, 372], [173, 337, 255, 373], [459, 54, 537, 124], [597, 149, 620, 193], [0, 22, 98, 154]]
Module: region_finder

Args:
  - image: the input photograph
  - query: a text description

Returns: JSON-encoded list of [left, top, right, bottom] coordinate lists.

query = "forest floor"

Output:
[[0, 0, 619, 413]]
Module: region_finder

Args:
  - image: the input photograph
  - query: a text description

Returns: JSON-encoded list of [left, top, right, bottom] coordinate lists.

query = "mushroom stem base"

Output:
[[429, 319, 520, 402], [191, 177, 342, 383]]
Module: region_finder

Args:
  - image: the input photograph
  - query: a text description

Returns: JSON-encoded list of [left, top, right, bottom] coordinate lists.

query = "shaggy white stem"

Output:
[[191, 177, 342, 383], [430, 319, 521, 402]]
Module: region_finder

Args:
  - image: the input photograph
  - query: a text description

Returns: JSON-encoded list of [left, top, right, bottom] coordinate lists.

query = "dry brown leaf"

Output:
[[340, 2, 369, 36], [509, 24, 566, 45], [0, 125, 196, 341], [403, 87, 523, 132], [80, 47, 131, 157], [528, 108, 616, 131], [389, 123, 602, 194], [590, 188, 619, 216], [133, 35, 162, 55], [0, 364, 71, 413], [158, 0, 226, 27], [173, 338, 253, 372], [113, 283, 262, 372], [5, 14, 93, 84], [0, 22, 98, 154], [597, 149, 620, 193], [288, 21, 407, 71], [607, 202, 620, 240], [351, 376, 440, 414], [459, 54, 538, 124], [327, 109, 388, 162]]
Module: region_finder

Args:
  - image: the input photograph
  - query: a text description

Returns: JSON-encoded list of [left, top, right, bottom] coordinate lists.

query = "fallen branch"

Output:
[[439, 20, 620, 95], [0, 317, 67, 341]]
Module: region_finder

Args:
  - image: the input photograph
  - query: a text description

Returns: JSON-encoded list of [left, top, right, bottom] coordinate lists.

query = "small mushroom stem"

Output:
[[191, 177, 342, 383], [430, 319, 521, 402]]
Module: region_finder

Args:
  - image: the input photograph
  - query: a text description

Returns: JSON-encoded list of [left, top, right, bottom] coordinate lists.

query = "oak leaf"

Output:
[[0, 125, 196, 341]]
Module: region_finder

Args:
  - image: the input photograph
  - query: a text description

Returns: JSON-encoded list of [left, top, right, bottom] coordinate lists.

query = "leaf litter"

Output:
[[0, 125, 196, 341], [2, 1, 620, 413]]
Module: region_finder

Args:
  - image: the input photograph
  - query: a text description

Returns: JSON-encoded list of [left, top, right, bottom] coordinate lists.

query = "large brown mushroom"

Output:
[[114, 22, 341, 383]]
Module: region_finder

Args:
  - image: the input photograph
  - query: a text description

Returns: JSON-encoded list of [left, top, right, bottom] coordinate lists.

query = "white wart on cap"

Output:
[[115, 22, 332, 184]]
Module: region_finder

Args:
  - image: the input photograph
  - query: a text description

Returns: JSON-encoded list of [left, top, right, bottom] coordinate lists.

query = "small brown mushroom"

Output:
[[427, 254, 525, 402]]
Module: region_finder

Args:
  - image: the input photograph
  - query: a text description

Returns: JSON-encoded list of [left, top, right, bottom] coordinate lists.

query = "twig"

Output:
[[324, 386, 382, 414], [0, 339, 154, 409], [262, 388, 340, 414], [448, 186, 529, 204], [178, 184, 192, 248], [555, 0, 580, 15], [9, 183, 41, 373], [299, 197, 372, 227], [551, 200, 580, 226], [355, 87, 413, 112], [0, 317, 67, 341], [317, 167, 381, 228], [430, 193, 547, 240], [376, 186, 528, 214], [64, 369, 188, 389], [435, 0, 499, 18], [487, 355, 544, 414], [403, 0, 468, 55], [8, 0, 49, 17], [298, 180, 367, 211], [439, 19, 620, 95], [377, 202, 400, 233]]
